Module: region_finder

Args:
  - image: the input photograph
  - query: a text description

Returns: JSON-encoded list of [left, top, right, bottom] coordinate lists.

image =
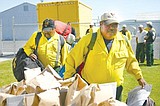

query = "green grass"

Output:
[[123, 59, 160, 105], [0, 60, 16, 87], [0, 59, 160, 105]]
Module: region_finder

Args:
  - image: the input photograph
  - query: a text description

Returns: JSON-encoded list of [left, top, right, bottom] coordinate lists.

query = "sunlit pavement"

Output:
[[0, 54, 14, 62]]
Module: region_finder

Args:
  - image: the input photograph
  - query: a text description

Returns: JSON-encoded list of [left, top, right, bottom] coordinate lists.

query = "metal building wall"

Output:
[[0, 2, 38, 41]]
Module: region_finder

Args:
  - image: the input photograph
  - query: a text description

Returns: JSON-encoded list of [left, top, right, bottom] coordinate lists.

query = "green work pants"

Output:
[[116, 85, 123, 101], [146, 42, 154, 66], [136, 43, 145, 63]]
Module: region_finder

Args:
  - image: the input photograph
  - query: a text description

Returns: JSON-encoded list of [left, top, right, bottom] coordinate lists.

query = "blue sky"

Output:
[[1, 0, 160, 20]]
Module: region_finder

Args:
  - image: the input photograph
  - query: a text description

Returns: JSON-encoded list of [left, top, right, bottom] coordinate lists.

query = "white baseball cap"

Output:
[[101, 12, 119, 25], [90, 22, 94, 26], [138, 24, 143, 28], [122, 24, 127, 28], [146, 21, 152, 26]]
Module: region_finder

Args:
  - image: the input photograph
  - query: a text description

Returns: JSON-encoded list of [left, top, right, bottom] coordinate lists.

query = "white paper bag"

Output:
[[24, 67, 41, 83], [65, 74, 88, 106], [94, 82, 117, 103], [26, 70, 61, 93], [6, 93, 35, 106], [32, 89, 60, 106], [126, 84, 152, 106]]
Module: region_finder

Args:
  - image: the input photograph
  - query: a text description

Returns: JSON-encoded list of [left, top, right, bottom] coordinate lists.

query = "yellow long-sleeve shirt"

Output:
[[23, 31, 68, 68], [64, 29, 143, 86]]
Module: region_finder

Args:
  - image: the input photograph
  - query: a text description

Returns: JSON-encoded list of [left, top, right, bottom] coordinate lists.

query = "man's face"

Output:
[[101, 22, 118, 38], [90, 25, 93, 28], [43, 28, 55, 38], [122, 27, 126, 31], [147, 24, 152, 29], [138, 27, 143, 31]]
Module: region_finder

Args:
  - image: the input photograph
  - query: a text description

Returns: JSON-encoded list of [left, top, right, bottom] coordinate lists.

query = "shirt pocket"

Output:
[[113, 51, 128, 69], [86, 50, 106, 67]]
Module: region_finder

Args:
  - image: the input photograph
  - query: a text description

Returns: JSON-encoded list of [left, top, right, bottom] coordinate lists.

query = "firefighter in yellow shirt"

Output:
[[23, 19, 68, 72], [86, 22, 94, 34], [120, 24, 132, 40], [64, 12, 146, 101], [86, 22, 99, 34]]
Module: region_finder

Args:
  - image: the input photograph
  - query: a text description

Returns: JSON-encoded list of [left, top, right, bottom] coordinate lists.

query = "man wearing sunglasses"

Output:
[[64, 12, 147, 101]]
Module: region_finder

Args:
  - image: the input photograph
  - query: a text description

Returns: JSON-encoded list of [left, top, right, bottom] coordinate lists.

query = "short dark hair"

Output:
[[67, 22, 71, 25]]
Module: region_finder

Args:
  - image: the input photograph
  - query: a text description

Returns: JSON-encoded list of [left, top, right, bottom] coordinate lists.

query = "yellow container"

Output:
[[37, 0, 92, 39]]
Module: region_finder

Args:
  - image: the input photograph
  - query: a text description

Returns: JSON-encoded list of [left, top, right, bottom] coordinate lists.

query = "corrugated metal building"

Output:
[[0, 2, 38, 41]]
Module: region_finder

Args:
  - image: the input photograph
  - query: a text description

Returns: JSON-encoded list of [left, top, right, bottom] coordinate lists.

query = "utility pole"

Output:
[[12, 16, 16, 56], [0, 19, 3, 56]]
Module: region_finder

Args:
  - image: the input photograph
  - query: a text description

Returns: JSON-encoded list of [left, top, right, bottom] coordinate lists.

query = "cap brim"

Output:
[[43, 27, 53, 31], [138, 26, 143, 28], [103, 20, 119, 25]]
